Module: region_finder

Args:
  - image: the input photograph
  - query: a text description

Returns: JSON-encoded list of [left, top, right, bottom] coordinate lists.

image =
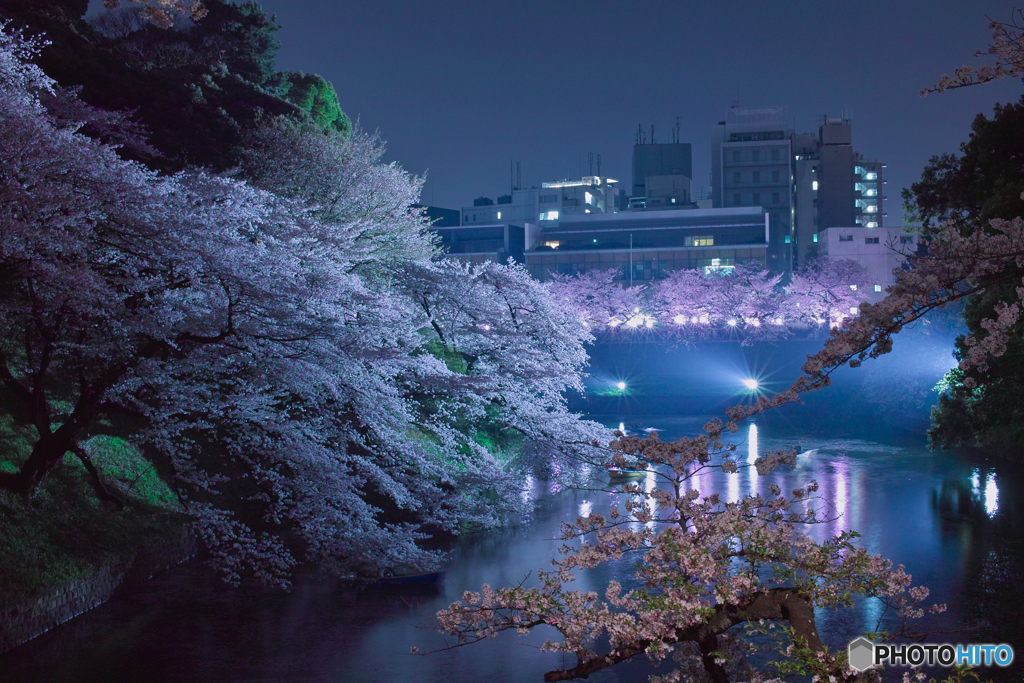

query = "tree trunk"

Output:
[[0, 433, 74, 498]]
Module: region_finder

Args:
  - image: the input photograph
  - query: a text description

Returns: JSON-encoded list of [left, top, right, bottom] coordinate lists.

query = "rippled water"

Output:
[[2, 412, 1021, 683]]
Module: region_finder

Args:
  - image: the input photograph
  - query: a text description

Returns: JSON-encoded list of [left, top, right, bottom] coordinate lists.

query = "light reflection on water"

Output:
[[0, 416, 1021, 683]]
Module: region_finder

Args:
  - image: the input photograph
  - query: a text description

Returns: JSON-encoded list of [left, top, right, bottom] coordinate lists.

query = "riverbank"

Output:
[[0, 428, 190, 651]]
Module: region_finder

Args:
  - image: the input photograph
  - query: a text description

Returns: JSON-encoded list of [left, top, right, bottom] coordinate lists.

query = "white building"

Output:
[[461, 176, 620, 228], [817, 226, 918, 300]]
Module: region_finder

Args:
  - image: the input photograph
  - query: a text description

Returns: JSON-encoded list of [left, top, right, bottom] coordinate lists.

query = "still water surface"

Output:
[[2, 414, 1021, 682]]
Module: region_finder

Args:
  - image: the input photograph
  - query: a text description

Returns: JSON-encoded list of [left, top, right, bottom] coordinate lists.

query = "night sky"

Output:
[[256, 1, 1019, 218]]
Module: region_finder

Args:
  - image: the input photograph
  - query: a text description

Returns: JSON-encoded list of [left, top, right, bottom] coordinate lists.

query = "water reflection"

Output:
[[2, 416, 1022, 683]]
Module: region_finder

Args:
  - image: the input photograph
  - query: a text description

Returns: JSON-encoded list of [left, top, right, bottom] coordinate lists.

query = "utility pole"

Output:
[[622, 235, 630, 288]]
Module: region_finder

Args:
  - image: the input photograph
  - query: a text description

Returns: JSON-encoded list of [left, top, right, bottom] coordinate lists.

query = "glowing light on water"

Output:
[[579, 500, 592, 518], [747, 424, 758, 464], [618, 422, 626, 433], [971, 469, 980, 492], [984, 473, 999, 517], [616, 381, 626, 391], [834, 461, 849, 532], [742, 378, 758, 390], [727, 467, 739, 503]]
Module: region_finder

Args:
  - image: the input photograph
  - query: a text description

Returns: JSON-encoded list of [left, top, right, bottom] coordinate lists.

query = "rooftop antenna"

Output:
[[675, 116, 680, 144], [596, 153, 601, 176], [510, 159, 514, 194], [651, 124, 655, 144], [588, 152, 594, 176], [516, 161, 521, 192]]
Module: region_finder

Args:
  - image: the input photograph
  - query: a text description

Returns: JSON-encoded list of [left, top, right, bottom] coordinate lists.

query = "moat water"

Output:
[[2, 340, 1021, 682]]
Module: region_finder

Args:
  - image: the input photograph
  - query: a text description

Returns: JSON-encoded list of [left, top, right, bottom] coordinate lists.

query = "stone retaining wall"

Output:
[[0, 527, 196, 653]]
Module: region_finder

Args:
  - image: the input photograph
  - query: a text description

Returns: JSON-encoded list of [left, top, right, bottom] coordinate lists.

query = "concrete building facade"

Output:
[[818, 226, 916, 300], [711, 106, 795, 273], [524, 207, 768, 283]]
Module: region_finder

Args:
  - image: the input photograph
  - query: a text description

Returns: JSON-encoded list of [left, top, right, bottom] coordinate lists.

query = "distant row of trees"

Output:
[[548, 258, 874, 344]]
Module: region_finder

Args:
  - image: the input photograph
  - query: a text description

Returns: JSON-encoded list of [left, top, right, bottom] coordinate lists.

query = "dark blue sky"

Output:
[[259, 0, 1020, 219]]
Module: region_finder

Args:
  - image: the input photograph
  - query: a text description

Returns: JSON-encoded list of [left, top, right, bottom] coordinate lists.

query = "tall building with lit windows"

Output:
[[713, 108, 887, 273], [791, 116, 887, 267], [711, 106, 795, 273]]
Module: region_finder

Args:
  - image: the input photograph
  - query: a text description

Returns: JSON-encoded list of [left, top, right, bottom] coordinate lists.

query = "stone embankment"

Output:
[[0, 527, 196, 653]]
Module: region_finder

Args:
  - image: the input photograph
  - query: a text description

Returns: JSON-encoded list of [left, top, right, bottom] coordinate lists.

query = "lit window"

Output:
[[874, 284, 882, 292], [850, 306, 859, 314], [812, 234, 818, 243], [585, 192, 594, 204], [865, 237, 879, 244], [812, 180, 818, 191], [784, 235, 791, 244], [497, 211, 501, 219], [544, 241, 560, 248], [866, 204, 877, 212], [850, 284, 857, 291], [866, 172, 877, 180], [686, 236, 714, 247], [866, 221, 878, 228], [540, 210, 559, 221]]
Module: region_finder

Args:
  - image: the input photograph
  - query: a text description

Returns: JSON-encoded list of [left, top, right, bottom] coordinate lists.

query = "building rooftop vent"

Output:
[[473, 196, 495, 206]]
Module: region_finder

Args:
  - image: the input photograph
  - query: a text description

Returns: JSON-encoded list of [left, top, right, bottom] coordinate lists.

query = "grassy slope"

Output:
[[0, 420, 186, 608]]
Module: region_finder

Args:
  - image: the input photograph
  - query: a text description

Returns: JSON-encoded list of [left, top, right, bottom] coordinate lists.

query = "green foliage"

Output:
[[905, 98, 1024, 459], [284, 72, 352, 137], [929, 283, 1024, 460], [0, 418, 183, 607], [424, 339, 468, 374], [0, 0, 352, 170], [903, 94, 1024, 232]]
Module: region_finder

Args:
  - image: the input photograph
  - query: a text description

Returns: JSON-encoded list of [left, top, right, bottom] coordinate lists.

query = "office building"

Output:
[[711, 106, 795, 273], [818, 226, 916, 301], [460, 176, 620, 228], [524, 206, 768, 282], [631, 136, 693, 211], [792, 117, 887, 266], [714, 108, 887, 273]]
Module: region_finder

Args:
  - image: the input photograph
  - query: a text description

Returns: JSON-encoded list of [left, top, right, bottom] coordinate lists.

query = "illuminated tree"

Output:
[[433, 424, 944, 682]]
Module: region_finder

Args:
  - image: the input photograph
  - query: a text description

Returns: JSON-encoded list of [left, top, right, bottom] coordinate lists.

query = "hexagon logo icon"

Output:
[[848, 637, 875, 672]]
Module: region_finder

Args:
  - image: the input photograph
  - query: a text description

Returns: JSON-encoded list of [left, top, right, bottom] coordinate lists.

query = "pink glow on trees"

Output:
[[547, 259, 871, 343], [0, 29, 608, 583], [433, 425, 945, 682]]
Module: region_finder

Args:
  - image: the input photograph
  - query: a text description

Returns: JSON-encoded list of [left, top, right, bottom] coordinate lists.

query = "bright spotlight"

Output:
[[727, 318, 737, 327], [742, 378, 758, 390], [617, 381, 626, 390], [673, 314, 687, 325]]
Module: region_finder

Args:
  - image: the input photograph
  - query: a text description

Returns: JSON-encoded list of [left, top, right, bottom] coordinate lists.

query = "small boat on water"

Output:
[[608, 467, 648, 482], [351, 570, 446, 589]]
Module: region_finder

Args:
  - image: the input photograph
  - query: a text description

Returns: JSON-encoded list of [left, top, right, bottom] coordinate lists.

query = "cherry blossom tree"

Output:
[[923, 9, 1024, 95], [546, 259, 870, 343], [100, 0, 208, 28], [786, 257, 872, 329], [0, 28, 611, 583], [433, 424, 944, 682]]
